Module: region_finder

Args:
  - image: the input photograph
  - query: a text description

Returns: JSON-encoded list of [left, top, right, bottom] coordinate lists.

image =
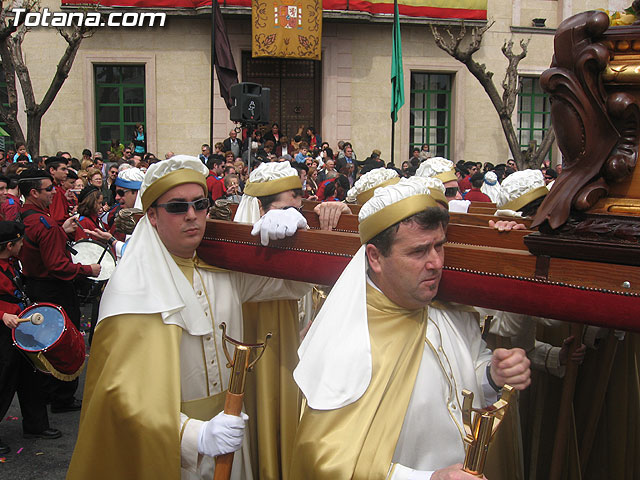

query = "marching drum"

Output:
[[12, 303, 86, 381], [71, 239, 117, 299]]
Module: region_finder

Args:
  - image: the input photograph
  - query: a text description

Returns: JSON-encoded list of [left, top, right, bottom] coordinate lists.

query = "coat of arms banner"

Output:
[[252, 0, 322, 60]]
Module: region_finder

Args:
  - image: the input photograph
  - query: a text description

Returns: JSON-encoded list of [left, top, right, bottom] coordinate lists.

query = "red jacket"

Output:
[[74, 215, 107, 242], [1, 193, 21, 222], [49, 185, 72, 225], [207, 173, 226, 201], [0, 257, 23, 319], [0, 257, 24, 341], [464, 188, 492, 203], [458, 175, 472, 192], [19, 203, 93, 281]]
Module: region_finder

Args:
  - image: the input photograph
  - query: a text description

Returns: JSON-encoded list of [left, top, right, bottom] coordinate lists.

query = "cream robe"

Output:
[[290, 286, 496, 480], [67, 255, 310, 480], [390, 306, 496, 479], [174, 256, 310, 480]]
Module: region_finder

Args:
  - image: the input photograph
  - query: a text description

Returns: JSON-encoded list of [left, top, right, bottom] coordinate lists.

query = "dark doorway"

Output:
[[242, 53, 321, 140]]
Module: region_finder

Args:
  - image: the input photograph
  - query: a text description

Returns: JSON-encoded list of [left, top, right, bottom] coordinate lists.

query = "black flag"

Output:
[[213, 0, 239, 110]]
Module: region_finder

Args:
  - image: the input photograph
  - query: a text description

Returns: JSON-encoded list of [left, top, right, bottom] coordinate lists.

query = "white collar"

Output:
[[294, 245, 370, 410], [98, 215, 212, 335]]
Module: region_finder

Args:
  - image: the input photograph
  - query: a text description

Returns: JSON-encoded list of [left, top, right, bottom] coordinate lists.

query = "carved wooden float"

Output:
[[198, 209, 640, 332]]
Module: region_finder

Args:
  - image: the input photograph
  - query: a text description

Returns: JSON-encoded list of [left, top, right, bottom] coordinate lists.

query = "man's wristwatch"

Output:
[[486, 364, 502, 392]]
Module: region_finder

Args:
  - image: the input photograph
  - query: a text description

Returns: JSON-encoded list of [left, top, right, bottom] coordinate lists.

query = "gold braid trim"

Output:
[[36, 352, 85, 382]]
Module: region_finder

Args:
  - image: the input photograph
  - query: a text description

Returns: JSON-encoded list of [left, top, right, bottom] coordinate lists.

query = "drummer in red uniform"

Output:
[[1, 175, 22, 222], [0, 221, 62, 454], [18, 168, 101, 413], [46, 156, 74, 226]]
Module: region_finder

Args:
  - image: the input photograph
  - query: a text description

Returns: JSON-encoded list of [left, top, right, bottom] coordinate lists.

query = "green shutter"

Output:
[[517, 76, 551, 161], [94, 65, 146, 157], [409, 72, 452, 159]]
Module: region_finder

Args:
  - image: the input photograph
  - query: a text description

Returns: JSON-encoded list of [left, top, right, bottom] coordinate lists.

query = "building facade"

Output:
[[8, 0, 627, 164]]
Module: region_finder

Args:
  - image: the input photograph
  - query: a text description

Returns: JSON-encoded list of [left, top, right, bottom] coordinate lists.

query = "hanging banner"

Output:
[[61, 0, 486, 20], [323, 0, 487, 19], [252, 0, 322, 60]]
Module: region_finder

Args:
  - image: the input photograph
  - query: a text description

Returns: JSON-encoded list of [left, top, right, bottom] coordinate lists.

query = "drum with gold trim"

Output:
[[12, 303, 86, 381]]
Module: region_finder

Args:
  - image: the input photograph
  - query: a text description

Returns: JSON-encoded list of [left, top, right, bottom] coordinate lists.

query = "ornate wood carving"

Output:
[[532, 11, 640, 230]]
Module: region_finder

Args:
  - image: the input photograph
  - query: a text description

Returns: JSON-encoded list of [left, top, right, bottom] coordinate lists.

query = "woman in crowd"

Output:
[[87, 168, 111, 212], [306, 166, 319, 199], [263, 122, 281, 145], [276, 136, 294, 158], [74, 186, 108, 241], [223, 174, 243, 203], [132, 123, 146, 156]]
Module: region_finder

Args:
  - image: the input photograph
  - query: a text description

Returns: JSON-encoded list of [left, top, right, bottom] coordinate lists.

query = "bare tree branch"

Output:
[[501, 37, 529, 116], [39, 25, 94, 116], [529, 127, 556, 169], [0, 0, 91, 155], [431, 21, 554, 169]]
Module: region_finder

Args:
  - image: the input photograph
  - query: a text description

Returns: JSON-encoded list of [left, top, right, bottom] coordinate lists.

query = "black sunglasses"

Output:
[[37, 184, 55, 192], [116, 189, 130, 197], [156, 198, 210, 214], [445, 186, 459, 197]]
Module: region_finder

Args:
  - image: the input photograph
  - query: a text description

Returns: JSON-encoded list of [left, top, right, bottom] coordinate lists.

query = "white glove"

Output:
[[251, 207, 308, 246], [197, 411, 249, 458]]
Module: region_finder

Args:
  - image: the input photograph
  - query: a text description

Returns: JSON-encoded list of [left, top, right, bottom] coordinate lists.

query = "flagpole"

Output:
[[390, 0, 404, 168], [210, 0, 217, 148], [391, 120, 395, 167]]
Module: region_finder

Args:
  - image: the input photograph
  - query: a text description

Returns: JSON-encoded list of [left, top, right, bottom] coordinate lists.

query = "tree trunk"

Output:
[[26, 113, 41, 157], [0, 7, 92, 156], [431, 23, 555, 170]]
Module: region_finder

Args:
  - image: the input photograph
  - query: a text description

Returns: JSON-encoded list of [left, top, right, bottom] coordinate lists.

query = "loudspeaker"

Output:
[[229, 82, 270, 124]]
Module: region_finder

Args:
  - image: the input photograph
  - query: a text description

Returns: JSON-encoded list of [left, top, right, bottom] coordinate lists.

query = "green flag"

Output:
[[391, 0, 404, 123]]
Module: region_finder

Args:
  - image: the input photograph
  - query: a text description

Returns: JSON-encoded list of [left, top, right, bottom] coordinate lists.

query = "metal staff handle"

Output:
[[17, 313, 44, 325], [213, 322, 271, 480], [462, 384, 515, 477]]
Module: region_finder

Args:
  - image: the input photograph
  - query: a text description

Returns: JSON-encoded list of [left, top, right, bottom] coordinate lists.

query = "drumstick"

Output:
[[17, 313, 44, 325], [75, 215, 110, 266], [97, 242, 110, 264]]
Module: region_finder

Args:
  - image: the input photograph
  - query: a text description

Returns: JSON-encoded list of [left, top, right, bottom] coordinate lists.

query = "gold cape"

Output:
[[289, 284, 427, 479], [67, 258, 223, 480], [66, 312, 183, 480], [242, 300, 301, 480]]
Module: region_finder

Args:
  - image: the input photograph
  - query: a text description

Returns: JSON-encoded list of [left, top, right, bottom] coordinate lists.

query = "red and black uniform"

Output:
[[1, 193, 21, 222], [74, 215, 107, 242], [49, 185, 72, 226], [20, 203, 92, 410], [0, 257, 50, 434], [20, 204, 93, 286]]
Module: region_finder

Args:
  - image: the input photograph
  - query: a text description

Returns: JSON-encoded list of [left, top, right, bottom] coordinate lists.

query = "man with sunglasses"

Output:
[[18, 169, 101, 415], [122, 147, 133, 163], [68, 156, 311, 480]]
